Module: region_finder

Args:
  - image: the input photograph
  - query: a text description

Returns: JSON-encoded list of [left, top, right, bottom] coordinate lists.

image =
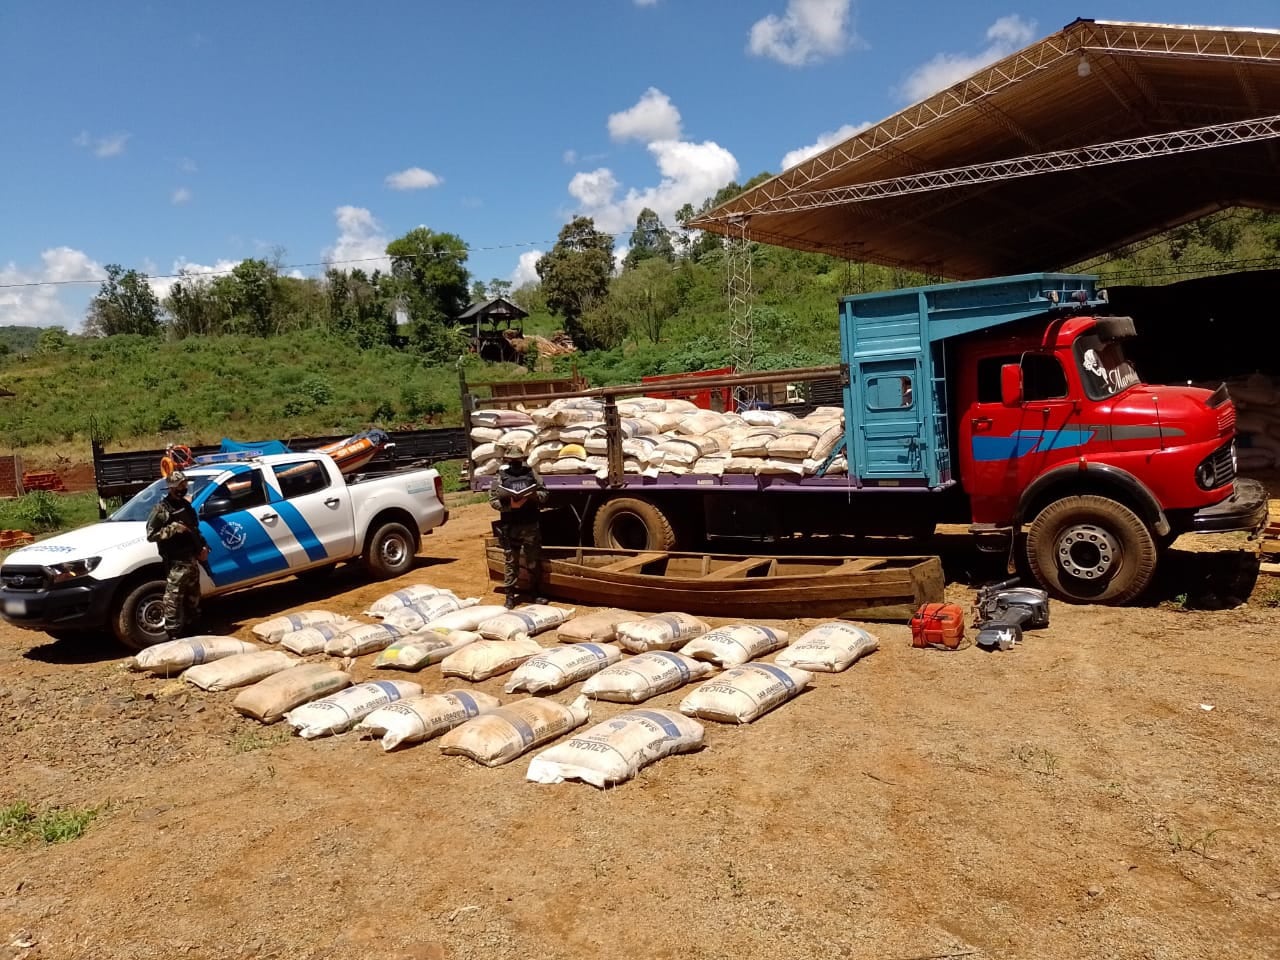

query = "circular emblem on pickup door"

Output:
[[219, 521, 247, 551]]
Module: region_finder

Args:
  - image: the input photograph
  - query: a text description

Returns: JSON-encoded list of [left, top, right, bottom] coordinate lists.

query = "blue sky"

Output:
[[2, 0, 1277, 328]]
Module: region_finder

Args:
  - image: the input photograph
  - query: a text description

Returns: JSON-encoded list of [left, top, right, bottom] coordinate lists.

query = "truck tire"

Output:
[[363, 521, 417, 578], [592, 498, 677, 552], [1026, 495, 1157, 605], [112, 577, 169, 651]]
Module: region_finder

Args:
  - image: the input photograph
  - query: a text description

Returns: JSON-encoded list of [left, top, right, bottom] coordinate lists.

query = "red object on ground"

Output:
[[0, 530, 35, 549], [642, 366, 736, 412], [910, 603, 966, 650], [21, 471, 66, 493]]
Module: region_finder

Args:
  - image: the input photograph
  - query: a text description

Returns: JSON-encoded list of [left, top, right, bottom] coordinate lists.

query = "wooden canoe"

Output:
[[484, 540, 944, 621]]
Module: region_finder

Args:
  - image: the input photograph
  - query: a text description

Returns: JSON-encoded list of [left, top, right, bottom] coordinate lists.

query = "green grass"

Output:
[[231, 728, 292, 753], [0, 800, 99, 845], [0, 491, 100, 535]]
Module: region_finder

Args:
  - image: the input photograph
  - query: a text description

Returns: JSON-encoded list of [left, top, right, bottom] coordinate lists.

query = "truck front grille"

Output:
[[0, 566, 47, 591], [1208, 441, 1236, 488], [1217, 404, 1236, 435]]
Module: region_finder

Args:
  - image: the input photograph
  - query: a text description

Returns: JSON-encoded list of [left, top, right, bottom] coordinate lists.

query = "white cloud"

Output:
[[385, 167, 443, 191], [510, 250, 544, 288], [562, 148, 578, 165], [178, 157, 198, 174], [171, 187, 192, 206], [566, 139, 739, 235], [149, 258, 243, 301], [748, 0, 853, 67], [780, 120, 873, 169], [73, 131, 131, 158], [323, 205, 390, 273], [634, 0, 659, 6], [0, 247, 106, 328], [900, 15, 1037, 102], [608, 87, 683, 143]]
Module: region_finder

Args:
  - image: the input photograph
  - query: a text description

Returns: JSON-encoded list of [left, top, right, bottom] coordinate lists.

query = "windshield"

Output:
[[110, 475, 216, 522], [1075, 334, 1140, 401]]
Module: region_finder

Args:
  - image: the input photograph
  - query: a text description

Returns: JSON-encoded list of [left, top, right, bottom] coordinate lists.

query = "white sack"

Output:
[[527, 709, 705, 788], [284, 679, 423, 739], [676, 410, 727, 435], [279, 620, 359, 656], [679, 662, 812, 724], [252, 610, 348, 643], [233, 664, 353, 724], [504, 643, 622, 694], [470, 426, 503, 443], [439, 694, 591, 767], [471, 442, 498, 464], [478, 604, 575, 640], [183, 650, 299, 691], [741, 409, 796, 427], [356, 690, 502, 751], [364, 584, 458, 618], [324, 622, 405, 657], [775, 622, 879, 672], [440, 636, 545, 681], [426, 605, 510, 632], [581, 651, 713, 703], [130, 636, 258, 674], [380, 595, 478, 633], [372, 630, 480, 671], [556, 608, 636, 643], [680, 623, 790, 667], [616, 613, 709, 653]]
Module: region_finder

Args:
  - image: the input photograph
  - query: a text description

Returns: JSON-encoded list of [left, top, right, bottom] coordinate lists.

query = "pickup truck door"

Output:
[[265, 458, 355, 566], [197, 467, 292, 589]]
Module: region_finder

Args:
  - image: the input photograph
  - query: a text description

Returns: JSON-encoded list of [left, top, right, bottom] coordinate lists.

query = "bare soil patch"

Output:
[[2, 503, 1278, 960]]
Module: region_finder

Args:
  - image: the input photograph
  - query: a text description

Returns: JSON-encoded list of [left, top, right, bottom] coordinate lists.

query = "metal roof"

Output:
[[457, 297, 529, 321], [692, 19, 1280, 280]]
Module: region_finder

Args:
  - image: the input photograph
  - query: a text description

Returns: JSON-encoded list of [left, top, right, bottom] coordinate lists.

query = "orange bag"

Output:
[[910, 603, 965, 650]]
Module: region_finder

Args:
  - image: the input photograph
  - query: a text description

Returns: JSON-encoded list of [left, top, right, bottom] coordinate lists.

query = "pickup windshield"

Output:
[[1075, 334, 1139, 400], [110, 476, 216, 522]]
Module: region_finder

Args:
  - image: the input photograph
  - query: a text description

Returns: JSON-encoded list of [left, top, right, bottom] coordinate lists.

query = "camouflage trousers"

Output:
[[163, 560, 201, 639], [500, 524, 542, 596]]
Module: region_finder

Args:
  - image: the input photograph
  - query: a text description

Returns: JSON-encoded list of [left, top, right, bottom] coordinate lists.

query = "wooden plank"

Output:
[[827, 558, 885, 574], [701, 557, 772, 580], [597, 552, 665, 573], [1259, 561, 1280, 576]]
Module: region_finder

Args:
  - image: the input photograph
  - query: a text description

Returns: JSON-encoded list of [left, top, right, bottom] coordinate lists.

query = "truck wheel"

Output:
[[363, 521, 417, 578], [592, 498, 677, 552], [1026, 495, 1157, 605], [112, 578, 169, 651]]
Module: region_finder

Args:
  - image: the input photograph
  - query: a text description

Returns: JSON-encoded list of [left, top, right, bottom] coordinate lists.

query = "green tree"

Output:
[[469, 280, 488, 302], [221, 259, 281, 337], [164, 273, 229, 338], [386, 227, 470, 363], [84, 264, 162, 337], [487, 278, 513, 300], [325, 268, 395, 348], [35, 328, 70, 354], [623, 207, 674, 270], [536, 216, 614, 348], [612, 258, 680, 343]]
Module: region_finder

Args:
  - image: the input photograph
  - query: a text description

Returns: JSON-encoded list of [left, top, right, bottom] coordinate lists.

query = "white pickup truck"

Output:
[[0, 451, 449, 649]]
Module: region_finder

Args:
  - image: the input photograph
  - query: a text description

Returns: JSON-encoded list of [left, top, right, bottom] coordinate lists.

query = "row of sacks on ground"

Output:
[[127, 583, 878, 788], [1191, 373, 1280, 472], [468, 397, 848, 480]]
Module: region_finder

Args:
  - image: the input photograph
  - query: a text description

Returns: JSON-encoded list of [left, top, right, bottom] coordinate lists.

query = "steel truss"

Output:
[[717, 114, 1280, 217], [724, 220, 755, 400]]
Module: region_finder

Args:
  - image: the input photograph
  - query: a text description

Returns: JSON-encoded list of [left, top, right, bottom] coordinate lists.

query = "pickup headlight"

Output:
[[43, 557, 101, 584]]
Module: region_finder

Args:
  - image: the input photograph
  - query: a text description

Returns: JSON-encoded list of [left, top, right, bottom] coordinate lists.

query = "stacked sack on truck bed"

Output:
[[467, 398, 848, 480]]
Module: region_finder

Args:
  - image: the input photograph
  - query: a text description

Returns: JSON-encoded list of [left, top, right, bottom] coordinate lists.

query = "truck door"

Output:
[[267, 459, 354, 566], [852, 358, 928, 480], [197, 468, 291, 589], [961, 352, 1075, 523]]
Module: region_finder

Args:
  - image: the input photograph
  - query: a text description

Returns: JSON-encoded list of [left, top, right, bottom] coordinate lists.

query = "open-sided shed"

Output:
[[692, 19, 1280, 281]]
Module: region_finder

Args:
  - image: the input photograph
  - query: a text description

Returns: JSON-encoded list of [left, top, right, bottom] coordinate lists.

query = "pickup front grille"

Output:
[[1, 566, 48, 591], [1208, 441, 1236, 488]]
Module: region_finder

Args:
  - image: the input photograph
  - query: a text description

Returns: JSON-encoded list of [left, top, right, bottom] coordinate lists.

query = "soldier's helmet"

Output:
[[500, 446, 526, 462], [166, 470, 188, 489]]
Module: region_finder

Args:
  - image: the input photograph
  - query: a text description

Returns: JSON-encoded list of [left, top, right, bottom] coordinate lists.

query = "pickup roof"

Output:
[[0, 451, 449, 649]]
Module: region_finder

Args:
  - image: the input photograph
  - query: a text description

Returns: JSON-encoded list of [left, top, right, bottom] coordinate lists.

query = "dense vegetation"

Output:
[[1, 195, 1278, 459]]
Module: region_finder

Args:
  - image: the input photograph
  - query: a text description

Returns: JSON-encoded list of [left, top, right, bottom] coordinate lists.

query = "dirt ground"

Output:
[[2, 501, 1279, 960]]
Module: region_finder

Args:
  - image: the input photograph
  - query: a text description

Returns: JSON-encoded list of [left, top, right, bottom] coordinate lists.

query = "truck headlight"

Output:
[[1195, 460, 1216, 490], [43, 557, 101, 584]]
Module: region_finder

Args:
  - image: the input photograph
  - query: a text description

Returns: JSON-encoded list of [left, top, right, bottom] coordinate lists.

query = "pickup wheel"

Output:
[[112, 577, 169, 651], [1026, 495, 1157, 605], [592, 498, 677, 552], [363, 521, 417, 578]]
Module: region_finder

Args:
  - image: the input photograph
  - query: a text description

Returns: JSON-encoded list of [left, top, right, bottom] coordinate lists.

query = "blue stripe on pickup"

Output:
[[272, 501, 329, 563]]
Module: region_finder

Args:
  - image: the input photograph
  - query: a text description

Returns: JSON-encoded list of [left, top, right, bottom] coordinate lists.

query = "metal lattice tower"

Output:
[[725, 218, 755, 404]]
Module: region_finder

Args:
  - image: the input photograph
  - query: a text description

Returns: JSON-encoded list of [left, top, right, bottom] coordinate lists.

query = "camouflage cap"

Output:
[[166, 470, 188, 488]]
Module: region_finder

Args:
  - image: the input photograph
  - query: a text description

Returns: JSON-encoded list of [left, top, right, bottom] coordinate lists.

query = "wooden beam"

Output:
[[598, 552, 665, 573], [702, 557, 773, 580], [828, 558, 886, 574]]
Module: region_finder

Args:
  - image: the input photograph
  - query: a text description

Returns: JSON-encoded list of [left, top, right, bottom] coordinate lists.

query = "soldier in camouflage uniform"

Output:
[[145, 471, 210, 640], [489, 449, 548, 609]]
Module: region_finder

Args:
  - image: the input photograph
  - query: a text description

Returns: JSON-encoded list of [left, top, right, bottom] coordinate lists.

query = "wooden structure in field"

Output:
[[456, 298, 529, 363]]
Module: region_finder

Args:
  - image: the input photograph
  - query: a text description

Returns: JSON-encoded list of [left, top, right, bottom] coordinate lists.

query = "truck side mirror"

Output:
[[1000, 364, 1024, 407]]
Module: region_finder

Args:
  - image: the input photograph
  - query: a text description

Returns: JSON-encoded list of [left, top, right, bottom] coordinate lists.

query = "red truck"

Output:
[[465, 273, 1266, 604]]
